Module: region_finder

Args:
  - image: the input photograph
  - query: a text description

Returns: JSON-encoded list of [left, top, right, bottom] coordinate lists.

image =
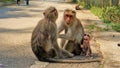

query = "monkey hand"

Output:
[[58, 34, 65, 38]]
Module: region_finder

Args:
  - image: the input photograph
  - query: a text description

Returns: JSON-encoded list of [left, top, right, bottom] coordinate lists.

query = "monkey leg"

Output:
[[48, 48, 56, 58], [63, 40, 76, 53], [48, 48, 75, 59], [60, 48, 74, 58], [63, 40, 83, 56], [31, 45, 49, 61], [60, 39, 68, 48], [51, 38, 65, 59], [86, 47, 92, 57], [73, 43, 83, 55]]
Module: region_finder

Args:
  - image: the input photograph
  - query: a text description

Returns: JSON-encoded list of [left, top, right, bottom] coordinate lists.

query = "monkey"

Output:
[[31, 7, 73, 62], [75, 4, 81, 10], [81, 34, 92, 56], [57, 9, 84, 55], [17, 0, 20, 5]]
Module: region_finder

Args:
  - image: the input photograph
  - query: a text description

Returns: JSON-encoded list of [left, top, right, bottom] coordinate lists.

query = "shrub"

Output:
[[102, 6, 120, 24], [91, 7, 103, 18], [112, 23, 120, 32]]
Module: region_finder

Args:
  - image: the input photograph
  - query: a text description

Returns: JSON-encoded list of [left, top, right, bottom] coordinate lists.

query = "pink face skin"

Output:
[[64, 14, 73, 25], [83, 34, 91, 45], [64, 10, 76, 26], [84, 36, 90, 43]]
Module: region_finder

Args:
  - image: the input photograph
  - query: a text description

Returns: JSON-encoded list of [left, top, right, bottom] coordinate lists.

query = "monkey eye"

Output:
[[65, 14, 73, 18], [65, 14, 69, 17], [69, 15, 73, 18]]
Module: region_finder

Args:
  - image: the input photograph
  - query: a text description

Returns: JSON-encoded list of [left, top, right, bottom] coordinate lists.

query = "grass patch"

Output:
[[88, 24, 104, 33], [91, 7, 103, 18], [112, 23, 120, 32]]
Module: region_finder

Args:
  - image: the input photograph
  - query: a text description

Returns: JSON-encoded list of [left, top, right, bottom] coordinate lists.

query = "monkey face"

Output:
[[43, 6, 58, 21], [83, 34, 91, 43], [64, 9, 76, 26], [83, 36, 89, 43]]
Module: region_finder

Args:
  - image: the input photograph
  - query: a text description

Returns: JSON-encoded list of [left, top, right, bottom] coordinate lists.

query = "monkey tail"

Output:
[[38, 58, 59, 63], [38, 58, 101, 63]]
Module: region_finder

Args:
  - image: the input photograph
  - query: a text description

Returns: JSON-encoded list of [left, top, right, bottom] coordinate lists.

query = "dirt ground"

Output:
[[0, 0, 120, 68]]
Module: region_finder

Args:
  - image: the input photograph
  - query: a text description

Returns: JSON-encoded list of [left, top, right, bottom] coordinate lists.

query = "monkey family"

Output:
[[58, 9, 92, 56], [31, 6, 92, 62]]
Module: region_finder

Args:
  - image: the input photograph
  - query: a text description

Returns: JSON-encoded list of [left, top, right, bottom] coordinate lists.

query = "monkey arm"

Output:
[[58, 34, 75, 41], [75, 22, 84, 43], [51, 32, 63, 58], [57, 21, 66, 33], [57, 27, 64, 33], [75, 32, 84, 43]]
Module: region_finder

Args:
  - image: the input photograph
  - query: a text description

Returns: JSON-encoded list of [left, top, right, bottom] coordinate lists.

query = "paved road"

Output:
[[0, 0, 42, 68]]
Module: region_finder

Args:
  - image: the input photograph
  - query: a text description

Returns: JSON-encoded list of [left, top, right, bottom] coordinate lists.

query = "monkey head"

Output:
[[43, 6, 58, 22], [64, 9, 76, 26], [83, 34, 91, 43]]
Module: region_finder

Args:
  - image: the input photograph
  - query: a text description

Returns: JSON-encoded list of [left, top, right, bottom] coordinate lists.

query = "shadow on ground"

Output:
[[0, 27, 33, 33]]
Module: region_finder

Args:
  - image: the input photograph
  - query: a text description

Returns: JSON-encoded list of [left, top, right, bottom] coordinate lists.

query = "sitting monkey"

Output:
[[81, 34, 92, 56], [58, 9, 84, 55]]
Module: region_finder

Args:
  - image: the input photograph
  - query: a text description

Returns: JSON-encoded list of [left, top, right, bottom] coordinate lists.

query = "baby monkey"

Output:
[[82, 34, 92, 56]]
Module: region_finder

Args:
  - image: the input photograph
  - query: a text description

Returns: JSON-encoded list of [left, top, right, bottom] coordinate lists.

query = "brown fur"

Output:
[[31, 7, 62, 62]]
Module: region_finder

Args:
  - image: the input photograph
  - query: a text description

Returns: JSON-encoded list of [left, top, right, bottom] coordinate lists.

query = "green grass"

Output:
[[91, 7, 103, 18], [112, 23, 120, 32]]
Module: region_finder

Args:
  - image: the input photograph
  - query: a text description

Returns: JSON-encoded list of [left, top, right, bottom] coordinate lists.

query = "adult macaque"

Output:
[[31, 7, 73, 62], [58, 9, 84, 55], [82, 34, 92, 56]]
